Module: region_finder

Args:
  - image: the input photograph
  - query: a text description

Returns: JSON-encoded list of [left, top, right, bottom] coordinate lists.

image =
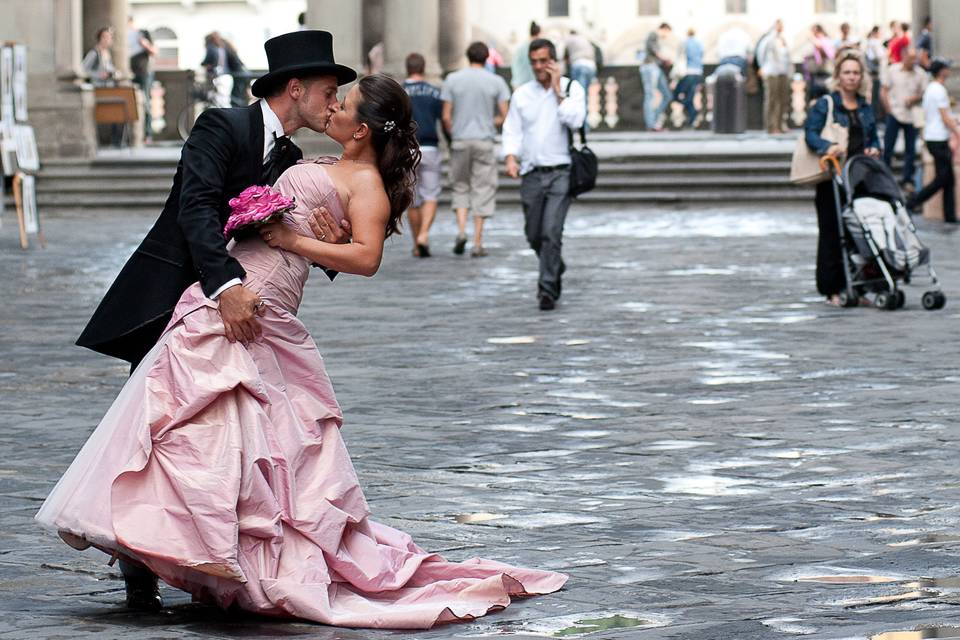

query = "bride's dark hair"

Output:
[[356, 74, 420, 237]]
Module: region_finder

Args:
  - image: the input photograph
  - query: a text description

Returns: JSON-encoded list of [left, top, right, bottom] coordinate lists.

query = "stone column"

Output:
[[307, 0, 363, 74], [362, 0, 385, 64], [438, 0, 469, 73], [913, 0, 932, 39], [82, 0, 128, 77], [382, 0, 439, 80], [931, 0, 960, 92], [0, 0, 94, 158]]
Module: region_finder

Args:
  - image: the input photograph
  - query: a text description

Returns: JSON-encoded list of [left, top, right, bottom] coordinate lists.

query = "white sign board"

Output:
[[13, 45, 26, 122], [0, 47, 12, 126], [20, 174, 37, 234], [14, 124, 37, 172]]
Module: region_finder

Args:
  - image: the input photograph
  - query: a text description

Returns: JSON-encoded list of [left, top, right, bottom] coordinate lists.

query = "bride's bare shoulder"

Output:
[[347, 165, 384, 190]]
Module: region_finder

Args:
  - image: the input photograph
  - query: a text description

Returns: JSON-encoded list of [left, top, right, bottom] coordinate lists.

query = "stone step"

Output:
[[33, 174, 809, 195], [5, 187, 812, 217], [35, 163, 798, 183]]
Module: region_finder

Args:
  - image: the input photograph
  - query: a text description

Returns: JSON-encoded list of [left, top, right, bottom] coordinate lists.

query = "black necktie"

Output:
[[261, 133, 290, 184]]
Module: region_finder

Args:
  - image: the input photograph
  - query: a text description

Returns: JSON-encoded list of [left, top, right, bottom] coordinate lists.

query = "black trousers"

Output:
[[520, 168, 571, 301], [912, 140, 956, 222], [814, 180, 848, 297]]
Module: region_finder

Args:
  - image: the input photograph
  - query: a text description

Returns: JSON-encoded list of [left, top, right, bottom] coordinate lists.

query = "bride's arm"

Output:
[[259, 181, 390, 277]]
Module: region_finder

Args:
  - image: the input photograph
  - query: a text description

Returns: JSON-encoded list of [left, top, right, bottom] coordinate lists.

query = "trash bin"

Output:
[[712, 70, 747, 134]]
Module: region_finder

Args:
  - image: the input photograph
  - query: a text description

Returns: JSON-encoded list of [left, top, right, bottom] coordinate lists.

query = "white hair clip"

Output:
[[383, 120, 396, 133]]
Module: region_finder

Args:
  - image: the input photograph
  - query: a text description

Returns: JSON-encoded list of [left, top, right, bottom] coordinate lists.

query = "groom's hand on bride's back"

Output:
[[308, 207, 351, 244], [217, 285, 264, 344]]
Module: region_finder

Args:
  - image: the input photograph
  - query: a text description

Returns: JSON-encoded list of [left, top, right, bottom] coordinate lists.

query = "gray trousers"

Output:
[[520, 168, 571, 301]]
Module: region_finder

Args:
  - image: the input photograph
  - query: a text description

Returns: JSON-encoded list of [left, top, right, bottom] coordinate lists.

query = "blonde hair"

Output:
[[830, 50, 870, 97]]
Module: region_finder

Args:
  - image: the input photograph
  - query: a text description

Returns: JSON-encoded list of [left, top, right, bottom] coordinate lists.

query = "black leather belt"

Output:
[[533, 164, 570, 172]]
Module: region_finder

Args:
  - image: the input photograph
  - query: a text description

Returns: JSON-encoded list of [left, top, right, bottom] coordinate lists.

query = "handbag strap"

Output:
[[564, 78, 588, 149], [824, 93, 835, 128]]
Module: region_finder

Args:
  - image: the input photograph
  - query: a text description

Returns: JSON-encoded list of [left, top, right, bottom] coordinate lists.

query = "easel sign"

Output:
[[13, 173, 43, 248]]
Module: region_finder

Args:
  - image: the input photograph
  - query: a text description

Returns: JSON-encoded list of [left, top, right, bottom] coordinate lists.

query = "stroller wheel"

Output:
[[838, 291, 860, 308], [895, 290, 906, 309], [922, 291, 947, 310], [875, 292, 898, 310]]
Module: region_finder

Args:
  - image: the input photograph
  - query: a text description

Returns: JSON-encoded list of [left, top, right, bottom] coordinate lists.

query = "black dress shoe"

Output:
[[416, 243, 431, 257], [125, 576, 163, 611], [538, 295, 556, 311]]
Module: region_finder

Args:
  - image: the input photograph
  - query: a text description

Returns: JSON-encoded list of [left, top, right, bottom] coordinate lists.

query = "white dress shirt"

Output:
[[209, 99, 287, 300], [501, 77, 586, 176]]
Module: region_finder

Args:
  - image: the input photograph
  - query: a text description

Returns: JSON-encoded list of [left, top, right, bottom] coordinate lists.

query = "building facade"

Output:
[[0, 0, 955, 158]]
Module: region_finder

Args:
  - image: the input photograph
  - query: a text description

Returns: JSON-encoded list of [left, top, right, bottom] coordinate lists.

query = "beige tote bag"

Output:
[[790, 94, 849, 185]]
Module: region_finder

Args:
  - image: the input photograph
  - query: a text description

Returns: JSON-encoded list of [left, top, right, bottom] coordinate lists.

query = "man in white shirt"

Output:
[[908, 58, 959, 222], [759, 19, 791, 134], [564, 29, 596, 108], [502, 38, 586, 310]]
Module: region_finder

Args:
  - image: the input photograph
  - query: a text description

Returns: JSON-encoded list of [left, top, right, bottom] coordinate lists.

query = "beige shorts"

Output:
[[449, 138, 497, 218], [413, 146, 442, 207]]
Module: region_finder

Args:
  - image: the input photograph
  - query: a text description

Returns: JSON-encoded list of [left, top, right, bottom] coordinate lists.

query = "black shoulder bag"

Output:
[[565, 80, 598, 197]]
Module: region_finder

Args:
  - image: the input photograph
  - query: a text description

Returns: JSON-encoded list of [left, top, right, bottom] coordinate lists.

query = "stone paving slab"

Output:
[[3, 203, 960, 639]]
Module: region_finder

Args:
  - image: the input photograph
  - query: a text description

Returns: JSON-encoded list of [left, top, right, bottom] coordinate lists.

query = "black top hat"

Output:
[[251, 30, 357, 97]]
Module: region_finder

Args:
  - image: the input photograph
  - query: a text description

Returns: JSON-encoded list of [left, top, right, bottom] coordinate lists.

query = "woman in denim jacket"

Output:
[[804, 51, 881, 306]]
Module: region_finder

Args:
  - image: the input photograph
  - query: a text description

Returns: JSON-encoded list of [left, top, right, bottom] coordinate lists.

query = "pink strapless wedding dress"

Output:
[[35, 160, 566, 629]]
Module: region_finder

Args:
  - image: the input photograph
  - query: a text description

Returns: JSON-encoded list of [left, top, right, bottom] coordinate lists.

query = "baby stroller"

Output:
[[822, 154, 946, 310]]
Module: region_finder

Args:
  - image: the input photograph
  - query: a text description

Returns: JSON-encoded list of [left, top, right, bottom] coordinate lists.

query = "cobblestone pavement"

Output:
[[3, 203, 960, 640]]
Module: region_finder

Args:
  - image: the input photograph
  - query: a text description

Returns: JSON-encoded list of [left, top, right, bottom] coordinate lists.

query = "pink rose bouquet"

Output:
[[223, 185, 296, 240]]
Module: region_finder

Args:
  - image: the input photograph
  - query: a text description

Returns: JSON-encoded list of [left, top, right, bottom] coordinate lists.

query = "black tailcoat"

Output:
[[77, 102, 302, 365]]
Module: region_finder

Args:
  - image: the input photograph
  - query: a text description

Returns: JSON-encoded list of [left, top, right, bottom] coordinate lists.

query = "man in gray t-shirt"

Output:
[[441, 41, 511, 257]]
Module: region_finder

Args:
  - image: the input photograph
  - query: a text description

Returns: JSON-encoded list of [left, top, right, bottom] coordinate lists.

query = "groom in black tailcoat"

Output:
[[75, 30, 356, 610]]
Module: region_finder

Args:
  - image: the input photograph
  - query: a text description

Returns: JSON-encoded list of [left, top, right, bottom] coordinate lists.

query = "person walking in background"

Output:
[[888, 22, 910, 64], [82, 26, 117, 87], [223, 37, 249, 107], [805, 51, 880, 306], [202, 32, 247, 107], [565, 29, 597, 107], [485, 44, 504, 73], [865, 25, 888, 121], [759, 19, 791, 134], [865, 26, 885, 71], [128, 16, 157, 144], [908, 59, 959, 223], [672, 28, 704, 128], [917, 16, 933, 70], [502, 38, 585, 312], [82, 26, 122, 147], [881, 47, 926, 192], [640, 23, 672, 131], [441, 41, 511, 257], [835, 23, 859, 53], [511, 21, 540, 89], [716, 25, 752, 74], [403, 53, 447, 258], [804, 24, 835, 102]]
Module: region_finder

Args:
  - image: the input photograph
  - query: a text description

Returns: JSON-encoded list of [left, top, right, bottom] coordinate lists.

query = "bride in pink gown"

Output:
[[35, 75, 566, 629]]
